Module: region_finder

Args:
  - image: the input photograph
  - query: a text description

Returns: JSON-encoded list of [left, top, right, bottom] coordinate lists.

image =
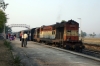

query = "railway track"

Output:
[[81, 43, 100, 58], [82, 49, 100, 58]]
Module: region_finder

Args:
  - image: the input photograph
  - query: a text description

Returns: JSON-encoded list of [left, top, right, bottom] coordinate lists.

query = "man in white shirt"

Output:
[[24, 32, 28, 44], [21, 32, 28, 47], [24, 32, 28, 39]]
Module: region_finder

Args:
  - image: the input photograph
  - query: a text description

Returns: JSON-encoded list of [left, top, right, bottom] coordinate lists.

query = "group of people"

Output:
[[6, 33, 16, 41], [20, 32, 28, 47]]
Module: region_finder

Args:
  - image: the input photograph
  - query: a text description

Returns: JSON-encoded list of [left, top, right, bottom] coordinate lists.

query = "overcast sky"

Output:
[[1, 0, 100, 34]]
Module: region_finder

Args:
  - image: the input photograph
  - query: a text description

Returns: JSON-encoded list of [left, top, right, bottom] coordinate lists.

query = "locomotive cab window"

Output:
[[67, 30, 71, 32]]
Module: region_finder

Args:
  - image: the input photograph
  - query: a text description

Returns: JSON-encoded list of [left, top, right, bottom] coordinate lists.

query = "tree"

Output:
[[0, 25, 4, 33], [81, 30, 87, 38], [5, 25, 12, 34], [89, 32, 96, 38], [0, 9, 7, 33], [61, 20, 66, 23], [89, 34, 93, 37], [92, 32, 96, 38]]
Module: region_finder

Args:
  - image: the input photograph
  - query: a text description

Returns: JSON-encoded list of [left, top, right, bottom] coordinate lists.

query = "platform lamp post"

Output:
[[78, 18, 82, 40], [0, 1, 9, 39]]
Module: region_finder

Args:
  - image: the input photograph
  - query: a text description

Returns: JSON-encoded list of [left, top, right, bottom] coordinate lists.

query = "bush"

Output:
[[4, 40, 12, 50], [13, 56, 21, 66], [3, 40, 21, 66]]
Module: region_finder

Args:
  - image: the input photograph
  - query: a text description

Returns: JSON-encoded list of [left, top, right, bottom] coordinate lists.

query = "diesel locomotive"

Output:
[[19, 19, 85, 51]]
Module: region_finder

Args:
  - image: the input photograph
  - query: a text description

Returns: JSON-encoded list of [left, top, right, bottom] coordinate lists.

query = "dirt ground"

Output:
[[83, 38, 100, 44], [0, 40, 14, 66], [0, 38, 100, 66], [82, 38, 100, 51]]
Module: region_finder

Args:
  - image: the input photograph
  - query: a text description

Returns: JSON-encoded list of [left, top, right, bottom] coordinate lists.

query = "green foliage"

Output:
[[61, 20, 66, 22], [13, 56, 21, 66], [0, 25, 4, 33], [89, 34, 92, 36], [4, 40, 21, 66], [0, 10, 7, 33], [81, 30, 87, 37], [89, 32, 96, 38], [5, 25, 12, 33], [4, 40, 12, 50], [93, 32, 96, 36]]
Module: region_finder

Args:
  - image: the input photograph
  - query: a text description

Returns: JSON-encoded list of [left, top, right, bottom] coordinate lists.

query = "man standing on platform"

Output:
[[20, 32, 22, 41], [24, 32, 28, 45], [21, 32, 28, 47]]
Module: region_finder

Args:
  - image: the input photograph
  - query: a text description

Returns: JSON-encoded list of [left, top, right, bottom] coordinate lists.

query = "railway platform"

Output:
[[10, 38, 100, 66]]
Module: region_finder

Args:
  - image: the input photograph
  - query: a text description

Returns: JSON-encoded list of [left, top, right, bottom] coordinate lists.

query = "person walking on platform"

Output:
[[29, 33, 31, 41], [24, 32, 28, 45], [20, 32, 22, 41], [21, 32, 24, 47], [21, 32, 28, 47]]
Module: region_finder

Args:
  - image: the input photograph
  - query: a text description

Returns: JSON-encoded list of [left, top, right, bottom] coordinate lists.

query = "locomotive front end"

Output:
[[64, 20, 85, 51]]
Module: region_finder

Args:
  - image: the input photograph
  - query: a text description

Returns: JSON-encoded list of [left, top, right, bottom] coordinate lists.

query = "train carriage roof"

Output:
[[67, 19, 78, 24], [37, 19, 78, 29], [54, 19, 78, 28]]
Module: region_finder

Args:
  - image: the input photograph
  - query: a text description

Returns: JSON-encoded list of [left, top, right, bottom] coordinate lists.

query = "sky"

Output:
[[1, 0, 100, 34]]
